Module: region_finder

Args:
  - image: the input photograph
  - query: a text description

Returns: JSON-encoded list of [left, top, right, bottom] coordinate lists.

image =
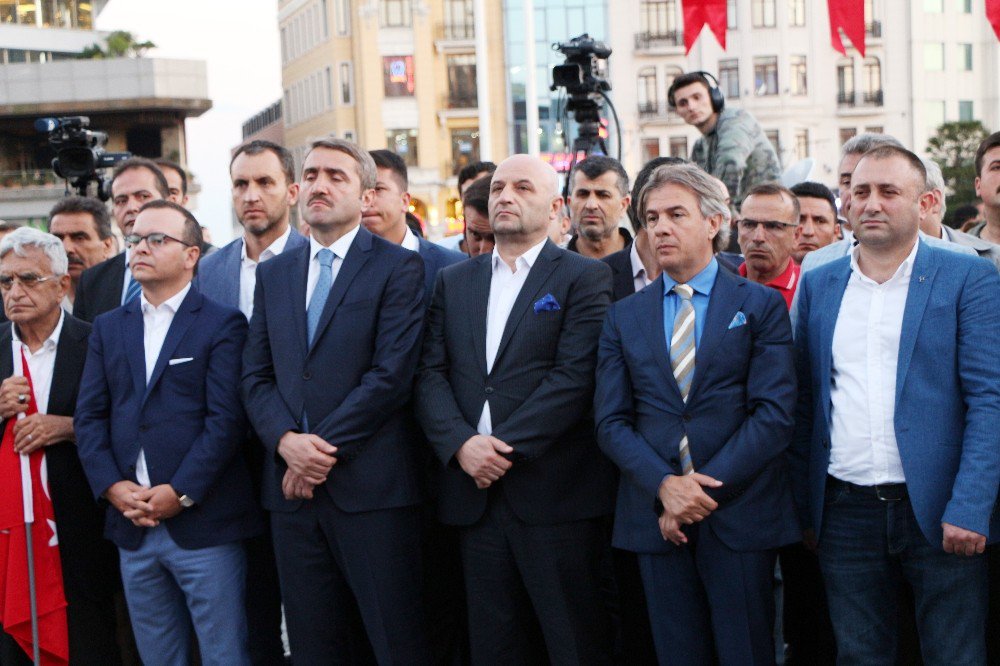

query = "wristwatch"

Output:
[[177, 493, 195, 509]]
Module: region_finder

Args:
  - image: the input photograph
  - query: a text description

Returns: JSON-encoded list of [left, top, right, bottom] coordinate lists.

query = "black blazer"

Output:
[[73, 252, 126, 323], [415, 240, 617, 526], [602, 243, 636, 302]]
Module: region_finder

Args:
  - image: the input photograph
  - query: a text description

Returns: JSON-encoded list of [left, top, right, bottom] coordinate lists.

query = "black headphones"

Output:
[[667, 71, 725, 114]]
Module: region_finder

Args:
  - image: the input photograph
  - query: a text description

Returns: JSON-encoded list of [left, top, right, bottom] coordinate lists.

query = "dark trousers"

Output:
[[459, 491, 612, 665], [609, 547, 657, 665], [638, 523, 777, 666], [271, 490, 429, 666], [818, 479, 987, 665], [778, 542, 836, 665], [421, 507, 469, 666], [244, 520, 285, 665]]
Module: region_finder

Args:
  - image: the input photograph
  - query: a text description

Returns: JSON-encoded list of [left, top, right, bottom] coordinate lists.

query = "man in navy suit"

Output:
[[595, 162, 798, 665], [792, 145, 1000, 663], [75, 200, 262, 665], [241, 139, 429, 664], [198, 139, 307, 665]]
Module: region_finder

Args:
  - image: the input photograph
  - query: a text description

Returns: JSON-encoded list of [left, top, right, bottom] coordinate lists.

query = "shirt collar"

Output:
[[12, 308, 65, 351], [628, 241, 645, 281], [401, 227, 421, 253], [738, 257, 800, 291], [310, 224, 360, 262], [662, 257, 719, 298], [491, 237, 548, 273], [849, 237, 919, 284], [140, 281, 192, 315], [241, 225, 293, 263]]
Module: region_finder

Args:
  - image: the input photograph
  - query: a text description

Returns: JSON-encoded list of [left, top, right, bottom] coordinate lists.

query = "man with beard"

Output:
[[566, 156, 632, 259], [47, 196, 115, 312]]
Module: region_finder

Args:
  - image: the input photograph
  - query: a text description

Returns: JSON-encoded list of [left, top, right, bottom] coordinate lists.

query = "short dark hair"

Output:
[[668, 72, 713, 106], [461, 175, 491, 217], [137, 200, 204, 249], [154, 159, 188, 196], [111, 158, 169, 199], [457, 161, 496, 192], [405, 211, 424, 238], [790, 181, 838, 222], [951, 204, 980, 229], [859, 145, 928, 191], [628, 156, 687, 231], [369, 149, 409, 190], [569, 155, 629, 197], [743, 182, 800, 223], [47, 196, 114, 240], [231, 140, 296, 185], [975, 131, 1000, 177]]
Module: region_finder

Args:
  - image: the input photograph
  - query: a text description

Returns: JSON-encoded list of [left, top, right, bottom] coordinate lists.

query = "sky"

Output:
[[96, 0, 283, 245]]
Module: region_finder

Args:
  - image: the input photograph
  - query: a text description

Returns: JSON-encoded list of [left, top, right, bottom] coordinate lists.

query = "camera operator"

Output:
[[668, 71, 781, 207]]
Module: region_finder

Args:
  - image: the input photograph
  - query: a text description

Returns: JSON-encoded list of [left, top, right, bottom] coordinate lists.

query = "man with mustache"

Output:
[[790, 182, 841, 265], [47, 196, 115, 312], [969, 132, 1000, 246], [736, 183, 801, 309], [566, 156, 632, 259]]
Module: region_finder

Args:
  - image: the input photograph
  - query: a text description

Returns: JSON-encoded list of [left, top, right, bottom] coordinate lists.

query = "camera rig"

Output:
[[35, 116, 131, 200]]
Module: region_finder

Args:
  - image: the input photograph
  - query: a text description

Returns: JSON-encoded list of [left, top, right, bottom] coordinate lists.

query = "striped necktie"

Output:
[[307, 248, 334, 345], [124, 275, 142, 305], [670, 283, 696, 475]]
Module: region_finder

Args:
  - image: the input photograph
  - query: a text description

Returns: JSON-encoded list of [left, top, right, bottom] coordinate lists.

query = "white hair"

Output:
[[0, 227, 69, 276], [920, 156, 948, 215]]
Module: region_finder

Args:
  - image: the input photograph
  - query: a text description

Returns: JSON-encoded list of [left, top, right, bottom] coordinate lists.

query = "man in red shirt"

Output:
[[737, 182, 801, 309]]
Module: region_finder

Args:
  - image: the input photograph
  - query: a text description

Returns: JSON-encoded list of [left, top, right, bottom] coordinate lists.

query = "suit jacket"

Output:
[[602, 243, 636, 302], [241, 226, 427, 513], [416, 237, 465, 302], [415, 241, 617, 526], [75, 287, 262, 550], [195, 228, 310, 311], [943, 225, 1000, 271], [72, 252, 127, 323], [791, 242, 1000, 546], [595, 267, 799, 553]]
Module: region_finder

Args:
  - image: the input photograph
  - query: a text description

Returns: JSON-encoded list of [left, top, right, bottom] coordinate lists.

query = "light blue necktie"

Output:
[[670, 283, 696, 475], [306, 248, 334, 344], [124, 274, 141, 305]]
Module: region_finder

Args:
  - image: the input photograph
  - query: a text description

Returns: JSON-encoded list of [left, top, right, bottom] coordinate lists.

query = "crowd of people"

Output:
[[1, 68, 1000, 666]]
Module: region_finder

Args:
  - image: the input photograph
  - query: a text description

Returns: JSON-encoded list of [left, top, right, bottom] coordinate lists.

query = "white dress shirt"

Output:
[[11, 310, 65, 416], [401, 226, 421, 253], [630, 241, 652, 292], [476, 238, 548, 435], [828, 241, 919, 485], [135, 282, 192, 487], [239, 226, 292, 320], [305, 225, 360, 307]]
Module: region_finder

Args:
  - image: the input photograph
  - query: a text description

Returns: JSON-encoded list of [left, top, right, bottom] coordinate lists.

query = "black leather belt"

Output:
[[827, 475, 908, 501]]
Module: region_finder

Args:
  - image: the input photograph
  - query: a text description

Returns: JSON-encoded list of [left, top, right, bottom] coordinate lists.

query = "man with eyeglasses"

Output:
[[736, 183, 801, 310], [76, 200, 262, 665]]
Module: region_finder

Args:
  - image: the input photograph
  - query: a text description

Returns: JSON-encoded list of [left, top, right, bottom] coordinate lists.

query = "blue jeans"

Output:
[[818, 479, 987, 666], [118, 524, 250, 666]]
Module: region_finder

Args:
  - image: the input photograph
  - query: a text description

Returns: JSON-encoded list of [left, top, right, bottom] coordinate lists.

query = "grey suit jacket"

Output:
[[943, 225, 1000, 271]]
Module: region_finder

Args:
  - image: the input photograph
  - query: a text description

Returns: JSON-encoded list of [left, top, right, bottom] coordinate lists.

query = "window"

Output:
[[788, 0, 805, 26], [836, 61, 854, 105], [640, 0, 679, 36], [719, 59, 740, 98], [839, 127, 857, 146], [642, 138, 660, 163], [280, 27, 288, 64], [638, 68, 658, 114], [790, 55, 807, 95], [866, 126, 883, 134], [664, 66, 684, 113], [727, 0, 737, 28], [925, 101, 946, 131], [862, 57, 882, 105], [344, 130, 356, 142], [446, 55, 477, 108], [669, 137, 688, 159], [795, 129, 809, 161], [923, 0, 943, 11], [959, 43, 972, 71], [765, 130, 780, 158], [387, 129, 419, 166], [753, 56, 778, 95], [335, 0, 350, 35], [443, 0, 474, 39], [752, 0, 776, 27], [961, 0, 972, 12], [959, 100, 974, 121], [380, 0, 411, 27], [325, 66, 334, 108], [339, 62, 354, 105], [924, 43, 944, 71], [383, 56, 415, 97], [451, 129, 480, 174], [320, 0, 329, 38]]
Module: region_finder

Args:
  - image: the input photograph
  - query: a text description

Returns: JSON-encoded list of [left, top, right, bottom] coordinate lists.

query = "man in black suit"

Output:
[[73, 158, 169, 322], [0, 228, 119, 665], [415, 154, 616, 664]]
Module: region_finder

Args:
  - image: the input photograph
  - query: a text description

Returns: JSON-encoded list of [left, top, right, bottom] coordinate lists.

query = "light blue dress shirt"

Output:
[[661, 257, 719, 352]]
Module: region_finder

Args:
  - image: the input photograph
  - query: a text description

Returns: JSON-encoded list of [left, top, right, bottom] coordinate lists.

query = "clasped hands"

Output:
[[656, 473, 723, 545], [278, 431, 338, 500], [106, 481, 182, 527], [0, 376, 73, 453], [456, 434, 514, 489]]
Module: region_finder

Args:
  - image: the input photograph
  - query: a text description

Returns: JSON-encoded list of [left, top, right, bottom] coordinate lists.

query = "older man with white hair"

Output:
[[0, 228, 119, 665]]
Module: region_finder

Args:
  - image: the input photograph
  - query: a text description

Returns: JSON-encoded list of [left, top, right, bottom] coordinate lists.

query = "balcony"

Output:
[[860, 89, 883, 106], [437, 22, 475, 40], [634, 30, 684, 51], [636, 101, 684, 125], [837, 91, 856, 107], [445, 92, 478, 109], [865, 20, 882, 38], [638, 101, 659, 118]]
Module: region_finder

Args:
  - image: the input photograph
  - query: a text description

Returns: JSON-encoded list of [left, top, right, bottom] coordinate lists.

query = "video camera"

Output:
[[551, 33, 611, 97], [35, 116, 131, 200]]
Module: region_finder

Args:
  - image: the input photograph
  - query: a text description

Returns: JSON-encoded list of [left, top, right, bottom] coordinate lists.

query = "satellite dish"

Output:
[[781, 158, 814, 187]]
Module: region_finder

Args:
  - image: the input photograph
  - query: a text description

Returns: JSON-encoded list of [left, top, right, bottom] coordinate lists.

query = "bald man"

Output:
[[416, 154, 616, 664]]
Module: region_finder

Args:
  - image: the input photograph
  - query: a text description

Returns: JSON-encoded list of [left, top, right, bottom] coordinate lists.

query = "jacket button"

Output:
[[303, 371, 312, 380], [485, 387, 494, 394], [139, 424, 148, 432], [669, 457, 679, 466], [682, 413, 692, 422]]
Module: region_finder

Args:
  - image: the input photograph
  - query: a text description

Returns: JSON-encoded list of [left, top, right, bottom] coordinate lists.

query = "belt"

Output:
[[827, 475, 908, 502]]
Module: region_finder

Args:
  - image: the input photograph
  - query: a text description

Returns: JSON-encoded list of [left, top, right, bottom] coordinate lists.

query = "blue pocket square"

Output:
[[728, 311, 747, 329], [533, 293, 561, 314]]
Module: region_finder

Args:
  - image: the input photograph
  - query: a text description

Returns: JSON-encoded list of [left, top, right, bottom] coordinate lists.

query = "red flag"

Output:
[[683, 0, 728, 54], [988, 0, 1000, 43], [827, 0, 866, 57], [0, 351, 69, 665]]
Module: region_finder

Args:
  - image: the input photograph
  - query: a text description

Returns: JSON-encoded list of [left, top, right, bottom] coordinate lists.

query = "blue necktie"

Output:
[[307, 248, 334, 344], [670, 283, 696, 475], [124, 274, 141, 305]]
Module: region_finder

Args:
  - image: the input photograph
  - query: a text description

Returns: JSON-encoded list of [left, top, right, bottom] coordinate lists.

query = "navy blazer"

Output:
[[416, 237, 465, 302], [75, 287, 262, 550], [73, 252, 127, 323], [791, 242, 1000, 546], [602, 243, 636, 302], [241, 226, 427, 513], [196, 228, 309, 311], [595, 267, 799, 553]]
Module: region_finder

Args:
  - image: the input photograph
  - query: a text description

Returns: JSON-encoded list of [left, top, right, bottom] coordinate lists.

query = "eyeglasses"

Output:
[[124, 233, 194, 250], [737, 219, 798, 233], [0, 273, 59, 290]]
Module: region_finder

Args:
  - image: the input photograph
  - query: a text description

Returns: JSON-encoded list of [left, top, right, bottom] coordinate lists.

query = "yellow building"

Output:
[[278, 0, 508, 239]]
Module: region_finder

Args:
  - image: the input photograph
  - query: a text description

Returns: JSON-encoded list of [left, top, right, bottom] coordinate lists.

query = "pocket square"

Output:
[[168, 357, 194, 366], [727, 312, 747, 330], [533, 293, 561, 314]]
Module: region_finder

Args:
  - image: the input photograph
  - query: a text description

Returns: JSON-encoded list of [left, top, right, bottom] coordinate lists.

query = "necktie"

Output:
[[124, 274, 142, 305], [670, 283, 696, 475], [307, 248, 334, 344]]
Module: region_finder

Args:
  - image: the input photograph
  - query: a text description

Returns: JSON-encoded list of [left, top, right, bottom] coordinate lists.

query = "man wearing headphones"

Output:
[[669, 71, 782, 207]]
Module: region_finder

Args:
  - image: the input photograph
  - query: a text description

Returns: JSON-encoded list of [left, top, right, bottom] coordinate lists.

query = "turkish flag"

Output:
[[828, 0, 866, 57], [988, 0, 1000, 43], [0, 350, 69, 664], [683, 0, 728, 54]]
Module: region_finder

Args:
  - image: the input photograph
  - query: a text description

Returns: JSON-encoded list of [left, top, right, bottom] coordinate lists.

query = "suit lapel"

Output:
[[123, 301, 147, 403], [896, 243, 936, 399], [819, 261, 852, 425], [288, 244, 310, 357], [635, 278, 684, 405], [143, 289, 201, 406], [105, 254, 127, 311], [222, 242, 243, 309], [48, 316, 87, 416], [687, 269, 749, 403], [471, 255, 491, 377], [308, 227, 373, 355], [492, 242, 560, 371]]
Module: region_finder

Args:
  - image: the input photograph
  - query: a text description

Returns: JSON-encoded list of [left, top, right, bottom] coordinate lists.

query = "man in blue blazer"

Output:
[[75, 200, 262, 665], [792, 145, 1000, 664], [197, 139, 307, 665], [241, 139, 429, 664], [595, 163, 798, 665]]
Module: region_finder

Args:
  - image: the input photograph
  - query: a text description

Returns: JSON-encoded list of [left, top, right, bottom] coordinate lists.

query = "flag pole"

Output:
[[19, 441, 40, 665]]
